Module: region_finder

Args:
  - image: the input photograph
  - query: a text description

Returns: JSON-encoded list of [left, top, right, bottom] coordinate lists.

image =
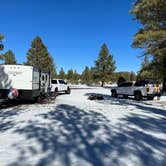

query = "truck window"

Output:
[[118, 82, 126, 87], [119, 82, 133, 87], [135, 81, 146, 86], [125, 82, 133, 87], [51, 80, 58, 84], [59, 80, 65, 84]]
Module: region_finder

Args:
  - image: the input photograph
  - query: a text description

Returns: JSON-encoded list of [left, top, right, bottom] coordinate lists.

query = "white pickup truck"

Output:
[[51, 79, 71, 96], [111, 80, 161, 100]]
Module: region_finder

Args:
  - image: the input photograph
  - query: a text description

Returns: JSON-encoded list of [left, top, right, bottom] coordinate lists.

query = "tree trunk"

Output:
[[162, 77, 166, 92], [101, 81, 104, 87]]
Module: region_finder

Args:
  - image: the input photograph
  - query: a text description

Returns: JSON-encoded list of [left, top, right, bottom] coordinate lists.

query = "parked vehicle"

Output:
[[51, 79, 71, 96], [0, 65, 51, 100], [111, 80, 161, 100]]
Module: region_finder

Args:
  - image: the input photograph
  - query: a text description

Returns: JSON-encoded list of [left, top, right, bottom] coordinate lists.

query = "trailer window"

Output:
[[52, 80, 58, 84]]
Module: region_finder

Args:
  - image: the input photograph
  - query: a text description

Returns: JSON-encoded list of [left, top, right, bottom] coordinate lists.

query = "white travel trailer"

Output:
[[0, 65, 51, 100]]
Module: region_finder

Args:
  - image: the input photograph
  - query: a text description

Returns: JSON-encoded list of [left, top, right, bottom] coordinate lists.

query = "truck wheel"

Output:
[[134, 91, 142, 101], [147, 95, 154, 100], [111, 90, 117, 98], [66, 87, 71, 94]]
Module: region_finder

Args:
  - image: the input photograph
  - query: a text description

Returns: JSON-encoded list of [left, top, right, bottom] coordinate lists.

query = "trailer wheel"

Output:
[[54, 88, 58, 96], [31, 97, 38, 104]]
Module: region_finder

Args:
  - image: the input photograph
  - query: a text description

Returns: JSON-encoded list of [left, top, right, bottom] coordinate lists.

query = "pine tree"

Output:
[[25, 36, 56, 77], [141, 55, 150, 69], [67, 69, 74, 83], [117, 76, 126, 86], [0, 34, 4, 58], [1, 50, 17, 64], [94, 44, 116, 86], [73, 70, 80, 84], [131, 0, 166, 90], [81, 66, 92, 85], [129, 71, 136, 81], [59, 67, 66, 79], [0, 34, 4, 41]]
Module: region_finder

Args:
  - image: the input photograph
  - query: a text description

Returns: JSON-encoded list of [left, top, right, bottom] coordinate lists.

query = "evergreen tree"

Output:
[[67, 69, 74, 83], [117, 76, 126, 86], [0, 34, 4, 59], [129, 71, 136, 81], [58, 67, 66, 79], [73, 70, 80, 84], [81, 66, 92, 85], [94, 44, 116, 86], [137, 55, 154, 81], [0, 34, 4, 41], [25, 36, 56, 77], [131, 0, 166, 90], [141, 55, 150, 69], [1, 50, 17, 64]]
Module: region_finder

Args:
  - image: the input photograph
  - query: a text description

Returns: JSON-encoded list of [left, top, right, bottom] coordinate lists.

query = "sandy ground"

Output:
[[0, 87, 166, 166]]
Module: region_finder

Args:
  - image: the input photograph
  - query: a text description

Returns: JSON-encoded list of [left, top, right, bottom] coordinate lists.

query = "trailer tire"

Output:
[[54, 88, 58, 96], [31, 97, 38, 104]]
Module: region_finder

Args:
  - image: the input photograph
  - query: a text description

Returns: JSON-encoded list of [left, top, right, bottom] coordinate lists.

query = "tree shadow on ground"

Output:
[[9, 104, 166, 166], [0, 106, 25, 132]]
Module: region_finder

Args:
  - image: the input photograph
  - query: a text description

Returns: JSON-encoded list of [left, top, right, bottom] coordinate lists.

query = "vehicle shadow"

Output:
[[9, 104, 166, 166]]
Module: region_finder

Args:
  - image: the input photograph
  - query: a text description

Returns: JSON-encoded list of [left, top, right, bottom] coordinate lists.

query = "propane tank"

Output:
[[8, 88, 19, 99]]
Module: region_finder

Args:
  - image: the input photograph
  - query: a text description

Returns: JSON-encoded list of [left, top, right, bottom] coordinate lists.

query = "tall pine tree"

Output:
[[25, 36, 56, 77], [131, 0, 166, 90], [81, 66, 92, 85], [67, 69, 74, 83], [94, 44, 116, 86], [73, 70, 80, 84], [0, 34, 4, 41], [1, 50, 17, 64], [0, 34, 4, 59], [58, 67, 66, 79]]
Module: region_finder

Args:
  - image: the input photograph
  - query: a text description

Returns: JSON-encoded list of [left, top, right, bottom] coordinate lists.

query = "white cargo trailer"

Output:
[[0, 65, 51, 100]]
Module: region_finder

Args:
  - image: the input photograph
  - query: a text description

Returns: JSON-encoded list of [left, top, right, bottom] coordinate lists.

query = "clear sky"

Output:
[[0, 0, 142, 74]]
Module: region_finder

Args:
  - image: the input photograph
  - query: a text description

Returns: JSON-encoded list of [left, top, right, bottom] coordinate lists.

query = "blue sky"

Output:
[[0, 0, 142, 73]]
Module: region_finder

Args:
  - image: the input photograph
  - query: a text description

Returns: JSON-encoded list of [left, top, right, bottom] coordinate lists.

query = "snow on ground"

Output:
[[0, 87, 166, 166]]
